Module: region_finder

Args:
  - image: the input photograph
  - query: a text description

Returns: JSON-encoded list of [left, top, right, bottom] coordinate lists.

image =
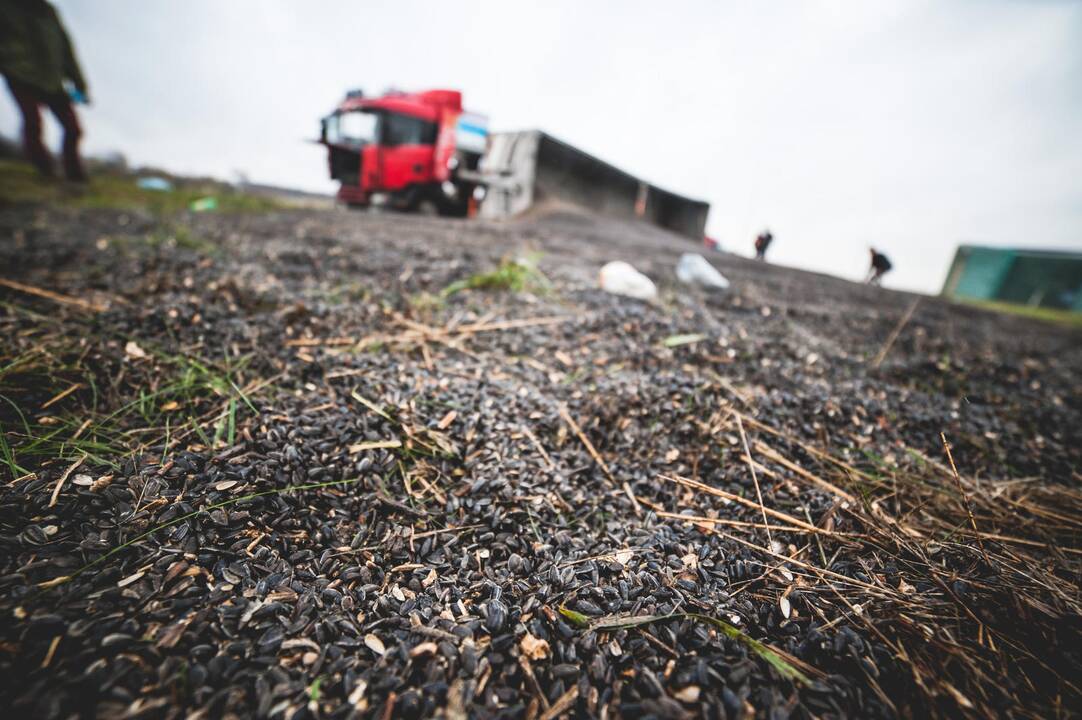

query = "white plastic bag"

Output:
[[599, 261, 658, 301], [676, 253, 730, 290]]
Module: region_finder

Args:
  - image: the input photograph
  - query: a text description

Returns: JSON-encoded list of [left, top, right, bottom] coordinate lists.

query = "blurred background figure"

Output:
[[754, 228, 773, 260], [0, 0, 88, 182], [866, 247, 892, 285]]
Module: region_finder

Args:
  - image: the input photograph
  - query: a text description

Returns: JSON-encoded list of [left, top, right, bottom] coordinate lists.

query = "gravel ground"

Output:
[[1, 202, 1080, 719]]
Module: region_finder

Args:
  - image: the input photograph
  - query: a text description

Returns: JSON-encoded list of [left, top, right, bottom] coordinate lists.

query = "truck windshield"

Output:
[[383, 113, 438, 147], [326, 110, 379, 147]]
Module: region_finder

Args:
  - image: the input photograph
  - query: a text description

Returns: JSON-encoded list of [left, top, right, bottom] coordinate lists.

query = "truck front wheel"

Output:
[[439, 184, 472, 218], [416, 199, 440, 216]]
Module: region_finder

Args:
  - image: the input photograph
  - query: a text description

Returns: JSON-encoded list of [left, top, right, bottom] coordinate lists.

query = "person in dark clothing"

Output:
[[754, 229, 773, 260], [0, 0, 88, 181], [866, 247, 892, 285]]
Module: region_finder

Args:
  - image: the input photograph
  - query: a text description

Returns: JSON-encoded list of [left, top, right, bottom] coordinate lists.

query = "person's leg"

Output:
[[4, 78, 54, 177], [44, 93, 86, 182]]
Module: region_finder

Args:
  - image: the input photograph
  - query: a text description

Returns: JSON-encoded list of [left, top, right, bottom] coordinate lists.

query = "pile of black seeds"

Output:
[[1, 203, 1080, 719]]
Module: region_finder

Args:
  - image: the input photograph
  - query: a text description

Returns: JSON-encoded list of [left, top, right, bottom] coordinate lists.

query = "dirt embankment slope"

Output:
[[1, 201, 1080, 719]]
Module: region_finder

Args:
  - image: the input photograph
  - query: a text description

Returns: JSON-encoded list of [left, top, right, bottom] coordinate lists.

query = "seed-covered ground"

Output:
[[1, 196, 1081, 719]]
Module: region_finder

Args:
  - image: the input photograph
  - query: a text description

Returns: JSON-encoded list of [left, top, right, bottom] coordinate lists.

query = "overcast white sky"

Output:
[[3, 0, 1080, 293]]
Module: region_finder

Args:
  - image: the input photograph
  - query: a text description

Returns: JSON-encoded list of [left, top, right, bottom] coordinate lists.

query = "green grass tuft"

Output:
[[558, 606, 812, 686], [957, 298, 1082, 328], [0, 159, 282, 215], [0, 337, 268, 478], [441, 256, 549, 298], [307, 676, 323, 702]]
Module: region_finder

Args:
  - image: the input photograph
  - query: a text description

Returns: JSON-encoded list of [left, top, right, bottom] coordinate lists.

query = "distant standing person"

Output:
[[754, 229, 773, 260], [0, 0, 89, 182], [866, 248, 892, 285]]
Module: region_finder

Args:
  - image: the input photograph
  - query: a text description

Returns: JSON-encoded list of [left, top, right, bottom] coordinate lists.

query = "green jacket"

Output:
[[0, 0, 86, 95]]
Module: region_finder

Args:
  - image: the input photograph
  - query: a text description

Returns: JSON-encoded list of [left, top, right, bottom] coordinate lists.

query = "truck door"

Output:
[[377, 113, 438, 192], [361, 144, 381, 193], [324, 110, 381, 193]]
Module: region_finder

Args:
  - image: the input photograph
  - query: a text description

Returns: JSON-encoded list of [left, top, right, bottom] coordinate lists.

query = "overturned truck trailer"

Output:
[[478, 131, 710, 241]]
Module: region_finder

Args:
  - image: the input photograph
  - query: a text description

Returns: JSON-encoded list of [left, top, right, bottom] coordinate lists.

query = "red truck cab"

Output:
[[320, 89, 486, 216]]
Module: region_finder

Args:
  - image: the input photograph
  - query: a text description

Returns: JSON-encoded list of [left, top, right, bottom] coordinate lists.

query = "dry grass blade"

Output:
[[284, 315, 571, 348], [557, 404, 614, 487], [871, 296, 920, 368], [699, 523, 896, 597], [941, 432, 990, 565], [40, 382, 83, 410], [452, 315, 571, 335], [655, 508, 854, 538], [753, 440, 856, 503], [521, 425, 554, 468], [735, 412, 772, 545], [658, 474, 826, 535], [537, 685, 578, 720], [557, 403, 642, 515], [47, 453, 86, 508], [0, 278, 107, 313]]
